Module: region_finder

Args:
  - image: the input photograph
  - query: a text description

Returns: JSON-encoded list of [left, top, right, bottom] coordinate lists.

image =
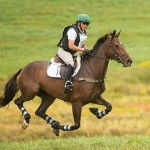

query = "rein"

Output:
[[78, 53, 109, 84], [88, 53, 107, 60]]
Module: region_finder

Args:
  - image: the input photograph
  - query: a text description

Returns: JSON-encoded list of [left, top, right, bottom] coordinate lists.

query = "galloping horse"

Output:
[[0, 30, 132, 136]]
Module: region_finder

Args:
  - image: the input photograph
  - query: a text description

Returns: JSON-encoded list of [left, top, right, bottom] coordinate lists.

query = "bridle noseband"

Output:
[[108, 38, 129, 64]]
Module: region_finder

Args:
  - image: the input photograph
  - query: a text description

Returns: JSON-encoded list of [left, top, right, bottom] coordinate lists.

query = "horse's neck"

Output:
[[78, 47, 109, 83], [90, 54, 109, 81], [77, 38, 110, 81], [87, 41, 109, 81]]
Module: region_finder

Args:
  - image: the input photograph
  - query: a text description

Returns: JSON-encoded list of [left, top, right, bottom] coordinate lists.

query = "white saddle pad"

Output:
[[47, 56, 81, 78]]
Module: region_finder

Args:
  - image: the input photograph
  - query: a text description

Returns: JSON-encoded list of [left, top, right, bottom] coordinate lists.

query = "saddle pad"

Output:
[[47, 56, 81, 78]]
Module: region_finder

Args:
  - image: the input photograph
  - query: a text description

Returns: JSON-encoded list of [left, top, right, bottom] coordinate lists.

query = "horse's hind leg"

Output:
[[35, 94, 56, 125], [35, 90, 60, 135], [14, 94, 35, 130], [36, 90, 82, 134]]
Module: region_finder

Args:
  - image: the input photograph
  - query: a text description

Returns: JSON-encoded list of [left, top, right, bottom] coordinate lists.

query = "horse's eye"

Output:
[[115, 45, 119, 48]]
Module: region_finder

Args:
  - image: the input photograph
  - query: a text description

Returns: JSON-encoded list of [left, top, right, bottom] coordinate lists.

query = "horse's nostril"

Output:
[[127, 59, 133, 66], [128, 59, 133, 64]]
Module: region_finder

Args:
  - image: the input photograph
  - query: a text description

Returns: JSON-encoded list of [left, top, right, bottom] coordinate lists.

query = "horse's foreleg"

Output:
[[56, 101, 82, 131], [89, 96, 112, 119], [71, 101, 82, 130]]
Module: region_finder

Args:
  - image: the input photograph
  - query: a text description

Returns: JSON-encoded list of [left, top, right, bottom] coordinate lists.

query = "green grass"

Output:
[[0, 135, 150, 150]]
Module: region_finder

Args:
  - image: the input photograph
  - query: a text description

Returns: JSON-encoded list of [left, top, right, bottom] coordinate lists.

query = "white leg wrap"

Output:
[[23, 111, 28, 116], [98, 112, 103, 118], [102, 110, 106, 115], [64, 125, 67, 130], [67, 125, 71, 130], [49, 118, 54, 124], [21, 107, 25, 111], [64, 125, 71, 131], [45, 116, 49, 121], [45, 116, 55, 125]]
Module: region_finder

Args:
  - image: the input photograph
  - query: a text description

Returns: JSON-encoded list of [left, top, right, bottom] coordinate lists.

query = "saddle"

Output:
[[47, 54, 81, 78], [54, 54, 77, 67]]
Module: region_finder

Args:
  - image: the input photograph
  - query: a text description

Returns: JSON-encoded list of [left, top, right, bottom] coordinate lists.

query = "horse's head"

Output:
[[106, 30, 133, 67]]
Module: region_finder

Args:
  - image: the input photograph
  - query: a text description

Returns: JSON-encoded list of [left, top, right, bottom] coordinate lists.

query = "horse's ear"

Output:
[[116, 30, 121, 38], [112, 30, 116, 38]]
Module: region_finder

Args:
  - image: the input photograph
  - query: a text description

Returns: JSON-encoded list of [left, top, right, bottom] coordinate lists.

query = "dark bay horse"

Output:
[[0, 30, 132, 136]]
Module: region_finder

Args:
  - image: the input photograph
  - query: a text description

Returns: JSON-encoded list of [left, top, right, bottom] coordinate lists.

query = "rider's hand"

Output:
[[81, 49, 91, 57], [84, 49, 91, 55]]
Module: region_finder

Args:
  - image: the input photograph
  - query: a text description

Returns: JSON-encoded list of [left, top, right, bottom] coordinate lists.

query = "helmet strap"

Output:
[[77, 22, 83, 31]]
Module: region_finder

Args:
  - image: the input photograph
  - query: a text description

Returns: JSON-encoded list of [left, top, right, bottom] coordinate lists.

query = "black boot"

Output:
[[64, 64, 73, 93]]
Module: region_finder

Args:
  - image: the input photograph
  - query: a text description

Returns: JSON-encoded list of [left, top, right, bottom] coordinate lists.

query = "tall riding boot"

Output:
[[64, 64, 74, 93]]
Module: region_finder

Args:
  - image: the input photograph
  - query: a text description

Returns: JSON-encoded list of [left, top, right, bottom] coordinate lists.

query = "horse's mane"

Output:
[[81, 30, 118, 59], [92, 32, 114, 53]]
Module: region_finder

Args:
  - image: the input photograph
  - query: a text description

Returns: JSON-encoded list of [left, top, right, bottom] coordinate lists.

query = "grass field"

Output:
[[0, 0, 150, 149], [0, 135, 150, 150]]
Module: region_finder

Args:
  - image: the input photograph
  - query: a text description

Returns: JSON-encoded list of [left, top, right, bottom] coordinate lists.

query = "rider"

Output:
[[57, 14, 90, 93]]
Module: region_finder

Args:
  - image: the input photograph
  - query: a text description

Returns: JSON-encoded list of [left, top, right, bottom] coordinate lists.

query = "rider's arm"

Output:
[[68, 40, 85, 52], [67, 28, 85, 52]]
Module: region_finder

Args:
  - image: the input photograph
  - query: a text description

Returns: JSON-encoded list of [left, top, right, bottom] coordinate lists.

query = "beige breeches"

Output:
[[58, 47, 75, 67]]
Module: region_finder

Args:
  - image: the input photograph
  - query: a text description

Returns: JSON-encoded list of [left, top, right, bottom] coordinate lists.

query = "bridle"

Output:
[[108, 38, 129, 64]]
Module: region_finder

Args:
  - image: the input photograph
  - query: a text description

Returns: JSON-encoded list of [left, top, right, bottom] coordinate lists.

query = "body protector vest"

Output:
[[57, 24, 86, 54]]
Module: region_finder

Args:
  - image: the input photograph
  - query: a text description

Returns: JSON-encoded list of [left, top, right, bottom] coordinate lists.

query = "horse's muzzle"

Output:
[[123, 58, 133, 67]]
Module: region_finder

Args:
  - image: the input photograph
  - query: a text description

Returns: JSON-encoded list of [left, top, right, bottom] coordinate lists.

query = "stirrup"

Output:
[[65, 81, 73, 87], [64, 81, 73, 92]]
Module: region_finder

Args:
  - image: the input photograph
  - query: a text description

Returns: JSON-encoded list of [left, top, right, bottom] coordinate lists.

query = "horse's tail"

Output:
[[0, 69, 22, 108]]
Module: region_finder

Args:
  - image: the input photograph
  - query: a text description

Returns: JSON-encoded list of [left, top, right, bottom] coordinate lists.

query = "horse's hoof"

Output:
[[89, 108, 98, 114], [51, 121, 60, 129], [53, 129, 59, 136], [22, 120, 29, 130]]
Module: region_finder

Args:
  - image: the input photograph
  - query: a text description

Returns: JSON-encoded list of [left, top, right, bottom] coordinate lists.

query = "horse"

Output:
[[0, 30, 132, 136]]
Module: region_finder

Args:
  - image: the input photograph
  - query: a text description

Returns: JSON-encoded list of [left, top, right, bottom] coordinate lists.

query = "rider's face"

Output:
[[80, 22, 89, 31]]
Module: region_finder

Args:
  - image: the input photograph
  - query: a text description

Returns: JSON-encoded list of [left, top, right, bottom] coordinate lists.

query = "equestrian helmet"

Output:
[[76, 14, 90, 23]]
